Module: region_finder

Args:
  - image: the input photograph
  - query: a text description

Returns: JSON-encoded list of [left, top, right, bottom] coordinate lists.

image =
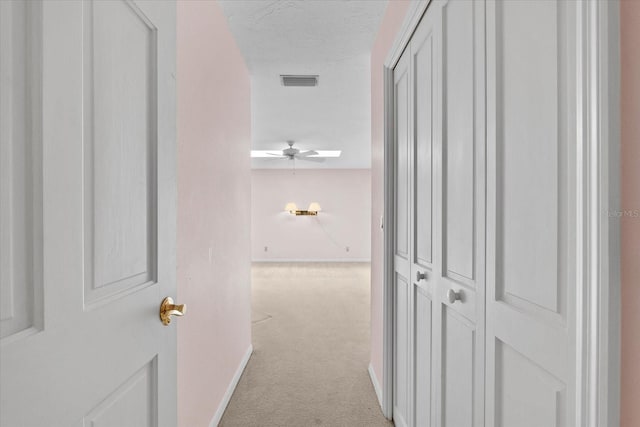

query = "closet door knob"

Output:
[[416, 271, 427, 281], [446, 289, 461, 304]]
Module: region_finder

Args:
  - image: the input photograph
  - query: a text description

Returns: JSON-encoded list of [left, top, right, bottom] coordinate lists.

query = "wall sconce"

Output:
[[284, 202, 322, 216]]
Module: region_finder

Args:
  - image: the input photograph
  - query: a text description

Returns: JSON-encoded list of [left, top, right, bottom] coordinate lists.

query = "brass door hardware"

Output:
[[160, 297, 186, 325]]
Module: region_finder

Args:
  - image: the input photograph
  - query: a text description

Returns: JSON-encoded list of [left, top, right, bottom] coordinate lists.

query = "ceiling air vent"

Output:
[[280, 75, 319, 87]]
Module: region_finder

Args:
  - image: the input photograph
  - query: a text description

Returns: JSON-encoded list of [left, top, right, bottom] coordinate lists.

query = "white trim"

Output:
[[381, 64, 395, 421], [381, 0, 620, 425], [599, 3, 621, 425], [208, 345, 253, 427], [384, 0, 432, 69], [251, 259, 371, 263], [368, 363, 383, 411], [575, 1, 620, 426]]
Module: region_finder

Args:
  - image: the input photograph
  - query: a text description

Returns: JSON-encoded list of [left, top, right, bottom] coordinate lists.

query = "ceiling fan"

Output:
[[267, 141, 324, 162], [251, 141, 341, 162]]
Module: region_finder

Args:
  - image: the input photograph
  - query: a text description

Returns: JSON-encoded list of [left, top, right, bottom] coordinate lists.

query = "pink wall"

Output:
[[369, 0, 412, 388], [620, 1, 640, 425], [252, 169, 371, 261], [177, 2, 252, 426]]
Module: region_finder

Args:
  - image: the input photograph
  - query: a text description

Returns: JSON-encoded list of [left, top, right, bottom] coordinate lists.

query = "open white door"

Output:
[[1, 1, 178, 425]]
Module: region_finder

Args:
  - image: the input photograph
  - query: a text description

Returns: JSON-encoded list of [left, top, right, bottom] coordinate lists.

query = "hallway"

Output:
[[219, 263, 392, 427], [1, 1, 635, 426]]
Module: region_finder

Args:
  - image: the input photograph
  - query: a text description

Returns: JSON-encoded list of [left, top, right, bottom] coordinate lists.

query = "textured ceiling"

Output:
[[219, 0, 388, 169]]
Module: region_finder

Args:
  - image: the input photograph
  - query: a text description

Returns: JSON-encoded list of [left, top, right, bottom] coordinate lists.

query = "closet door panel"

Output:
[[442, 0, 475, 283], [411, 12, 438, 427], [413, 27, 434, 270], [395, 62, 410, 261], [441, 308, 475, 427], [414, 287, 433, 427], [394, 275, 410, 427], [485, 1, 577, 426], [393, 47, 412, 427], [436, 1, 486, 426]]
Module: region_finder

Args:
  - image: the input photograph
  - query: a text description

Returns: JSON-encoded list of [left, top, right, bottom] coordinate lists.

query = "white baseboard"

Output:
[[252, 259, 371, 263], [368, 363, 383, 411], [209, 345, 253, 427]]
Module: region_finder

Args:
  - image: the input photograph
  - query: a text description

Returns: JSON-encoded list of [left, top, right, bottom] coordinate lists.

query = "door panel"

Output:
[[414, 287, 433, 427], [393, 44, 412, 427], [84, 358, 158, 427], [495, 0, 567, 321], [395, 59, 410, 261], [410, 12, 437, 427], [442, 0, 475, 283], [413, 27, 434, 269], [434, 1, 485, 426], [0, 1, 177, 426], [394, 275, 410, 427], [486, 0, 577, 425], [495, 341, 566, 427], [441, 308, 475, 427], [0, 0, 44, 342], [84, 0, 158, 304]]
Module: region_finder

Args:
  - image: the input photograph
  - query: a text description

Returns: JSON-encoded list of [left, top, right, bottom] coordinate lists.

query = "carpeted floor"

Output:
[[219, 263, 393, 427]]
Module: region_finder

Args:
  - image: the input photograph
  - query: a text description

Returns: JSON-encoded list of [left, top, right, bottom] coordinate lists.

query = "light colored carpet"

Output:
[[219, 263, 393, 427]]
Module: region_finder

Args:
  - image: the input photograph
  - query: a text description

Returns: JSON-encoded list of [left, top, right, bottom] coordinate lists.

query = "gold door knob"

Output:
[[160, 297, 186, 325]]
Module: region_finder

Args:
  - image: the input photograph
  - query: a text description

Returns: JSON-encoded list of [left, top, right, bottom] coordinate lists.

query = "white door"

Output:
[[394, 1, 597, 426], [393, 1, 485, 427], [393, 2, 485, 426], [409, 9, 437, 427], [485, 1, 578, 425], [430, 1, 485, 426], [393, 40, 412, 427], [0, 1, 178, 426]]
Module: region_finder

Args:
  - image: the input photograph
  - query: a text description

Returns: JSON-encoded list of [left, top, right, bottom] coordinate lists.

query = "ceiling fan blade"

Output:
[[296, 150, 318, 157], [296, 156, 325, 162], [266, 152, 285, 156]]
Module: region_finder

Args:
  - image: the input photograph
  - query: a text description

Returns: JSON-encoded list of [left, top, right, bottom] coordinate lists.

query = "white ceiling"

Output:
[[218, 0, 388, 169]]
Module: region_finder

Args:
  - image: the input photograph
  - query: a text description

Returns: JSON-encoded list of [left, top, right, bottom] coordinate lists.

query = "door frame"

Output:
[[381, 1, 621, 425]]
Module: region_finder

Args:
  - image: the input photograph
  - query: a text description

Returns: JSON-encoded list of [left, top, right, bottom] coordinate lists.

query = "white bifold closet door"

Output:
[[393, 1, 485, 426], [393, 0, 580, 426], [485, 0, 579, 426]]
